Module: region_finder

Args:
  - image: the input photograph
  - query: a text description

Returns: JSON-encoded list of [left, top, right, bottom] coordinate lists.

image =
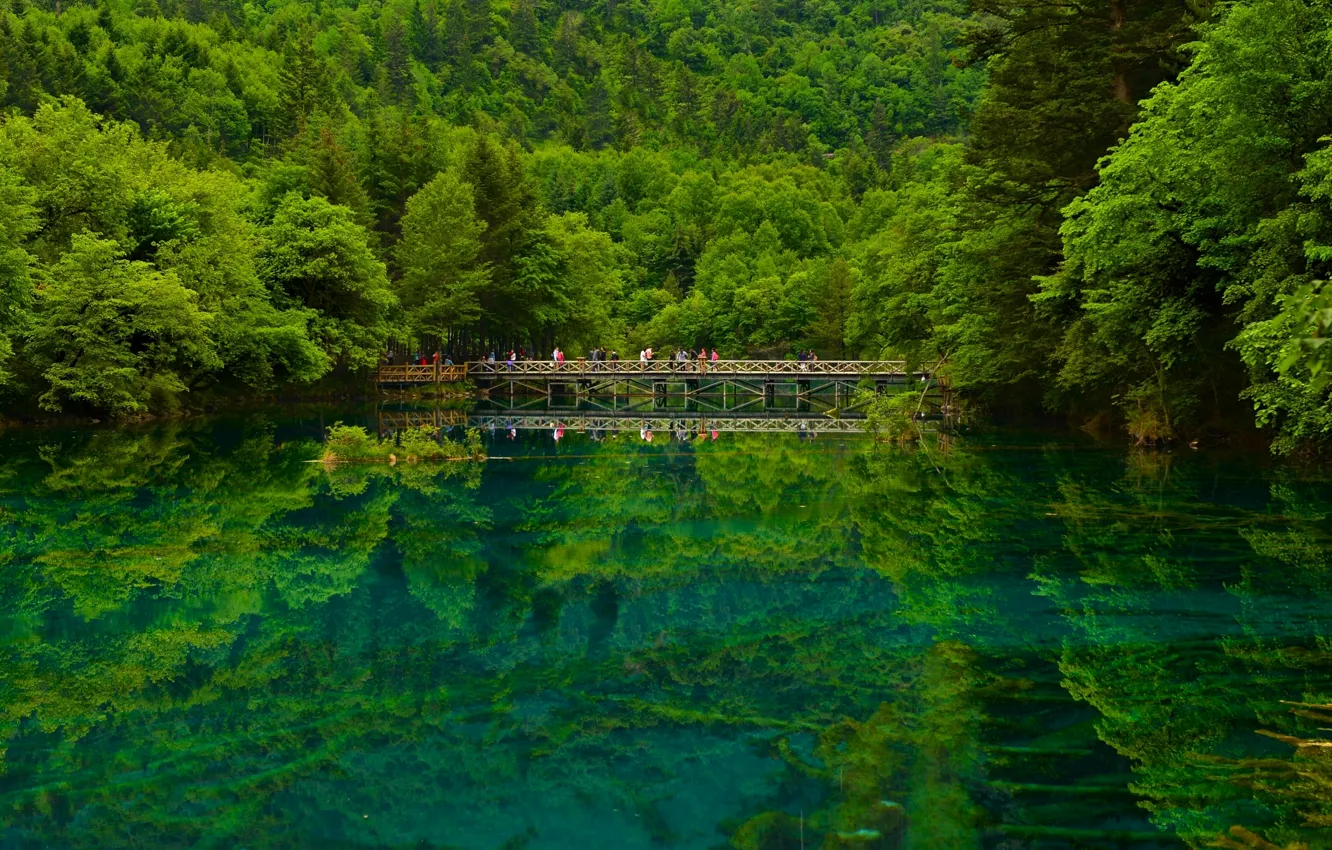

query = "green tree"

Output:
[[276, 35, 332, 141], [304, 125, 372, 221], [1040, 0, 1332, 445], [395, 169, 489, 338], [24, 234, 219, 414], [806, 257, 855, 357], [934, 0, 1204, 404], [0, 166, 37, 389], [260, 194, 397, 370]]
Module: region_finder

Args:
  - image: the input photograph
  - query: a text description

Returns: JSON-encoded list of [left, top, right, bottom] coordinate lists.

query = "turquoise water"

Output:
[[2, 414, 1332, 848]]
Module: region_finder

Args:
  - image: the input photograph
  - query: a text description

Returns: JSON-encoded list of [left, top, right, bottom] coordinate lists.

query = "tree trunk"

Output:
[[1109, 0, 1132, 103]]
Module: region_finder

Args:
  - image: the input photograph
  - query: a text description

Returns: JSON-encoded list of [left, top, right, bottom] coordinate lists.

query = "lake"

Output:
[[2, 411, 1331, 849]]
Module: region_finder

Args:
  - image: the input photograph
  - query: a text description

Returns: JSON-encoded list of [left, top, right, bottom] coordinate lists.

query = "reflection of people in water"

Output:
[[508, 428, 517, 440], [553, 426, 564, 442], [640, 427, 653, 442], [711, 429, 719, 441]]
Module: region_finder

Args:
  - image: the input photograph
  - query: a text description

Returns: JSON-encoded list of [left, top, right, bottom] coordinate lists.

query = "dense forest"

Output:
[[0, 0, 1329, 451]]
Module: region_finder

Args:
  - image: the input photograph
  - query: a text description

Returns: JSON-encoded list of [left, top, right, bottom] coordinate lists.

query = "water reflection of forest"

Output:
[[1, 420, 1331, 849]]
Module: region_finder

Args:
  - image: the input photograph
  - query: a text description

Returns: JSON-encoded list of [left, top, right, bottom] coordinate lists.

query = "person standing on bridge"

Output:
[[698, 347, 708, 374], [711, 348, 719, 363]]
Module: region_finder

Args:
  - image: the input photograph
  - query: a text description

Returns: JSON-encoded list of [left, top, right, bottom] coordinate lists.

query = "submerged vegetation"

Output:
[[0, 0, 1326, 450], [322, 422, 483, 463]]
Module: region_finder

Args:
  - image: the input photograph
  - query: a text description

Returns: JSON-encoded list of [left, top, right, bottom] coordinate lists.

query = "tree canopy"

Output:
[[0, 0, 1328, 451]]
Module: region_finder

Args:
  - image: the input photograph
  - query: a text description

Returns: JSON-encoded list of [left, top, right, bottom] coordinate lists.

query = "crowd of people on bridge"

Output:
[[550, 345, 725, 370], [386, 346, 836, 369]]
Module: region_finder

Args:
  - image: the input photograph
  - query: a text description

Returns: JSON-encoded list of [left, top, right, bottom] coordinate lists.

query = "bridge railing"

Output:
[[377, 364, 469, 383], [377, 360, 921, 384], [462, 359, 910, 376]]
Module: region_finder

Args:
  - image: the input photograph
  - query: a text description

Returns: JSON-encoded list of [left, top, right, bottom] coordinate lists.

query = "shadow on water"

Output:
[[0, 416, 1331, 848]]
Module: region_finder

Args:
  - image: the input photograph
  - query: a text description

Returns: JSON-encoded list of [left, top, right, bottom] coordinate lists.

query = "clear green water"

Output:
[[3, 415, 1332, 849]]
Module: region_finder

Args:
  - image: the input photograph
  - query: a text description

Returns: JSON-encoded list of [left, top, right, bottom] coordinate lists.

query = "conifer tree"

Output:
[[383, 18, 413, 106], [584, 75, 613, 149], [407, 0, 439, 63], [510, 0, 540, 56], [306, 127, 371, 222], [396, 170, 488, 337], [276, 35, 331, 141], [865, 100, 895, 172]]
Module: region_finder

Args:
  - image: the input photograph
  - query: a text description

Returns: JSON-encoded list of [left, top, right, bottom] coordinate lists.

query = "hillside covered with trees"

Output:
[[0, 0, 1329, 452]]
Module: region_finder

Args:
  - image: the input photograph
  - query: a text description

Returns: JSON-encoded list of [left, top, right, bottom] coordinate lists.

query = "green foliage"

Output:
[[860, 388, 926, 443], [0, 0, 1327, 453], [323, 423, 482, 462], [0, 100, 329, 413], [395, 169, 488, 336], [261, 194, 398, 370], [1038, 0, 1332, 448], [0, 0, 986, 415], [26, 234, 217, 414], [0, 164, 36, 390]]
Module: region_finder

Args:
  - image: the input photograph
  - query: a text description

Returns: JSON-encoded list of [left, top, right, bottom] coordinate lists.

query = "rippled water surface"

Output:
[[2, 414, 1332, 849]]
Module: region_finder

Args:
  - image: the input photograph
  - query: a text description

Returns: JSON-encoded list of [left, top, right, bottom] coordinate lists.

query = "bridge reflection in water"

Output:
[[380, 406, 868, 435], [377, 390, 954, 446]]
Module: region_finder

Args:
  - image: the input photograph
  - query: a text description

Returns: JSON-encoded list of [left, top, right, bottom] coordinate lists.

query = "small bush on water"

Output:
[[324, 424, 378, 459], [859, 390, 923, 443], [322, 424, 484, 463]]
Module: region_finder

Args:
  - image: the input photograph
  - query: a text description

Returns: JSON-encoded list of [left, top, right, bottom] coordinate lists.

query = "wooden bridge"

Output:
[[378, 359, 917, 381], [378, 359, 937, 406]]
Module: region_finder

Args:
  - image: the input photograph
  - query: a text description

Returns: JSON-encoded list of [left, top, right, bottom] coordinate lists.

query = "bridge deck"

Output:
[[378, 359, 925, 384]]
